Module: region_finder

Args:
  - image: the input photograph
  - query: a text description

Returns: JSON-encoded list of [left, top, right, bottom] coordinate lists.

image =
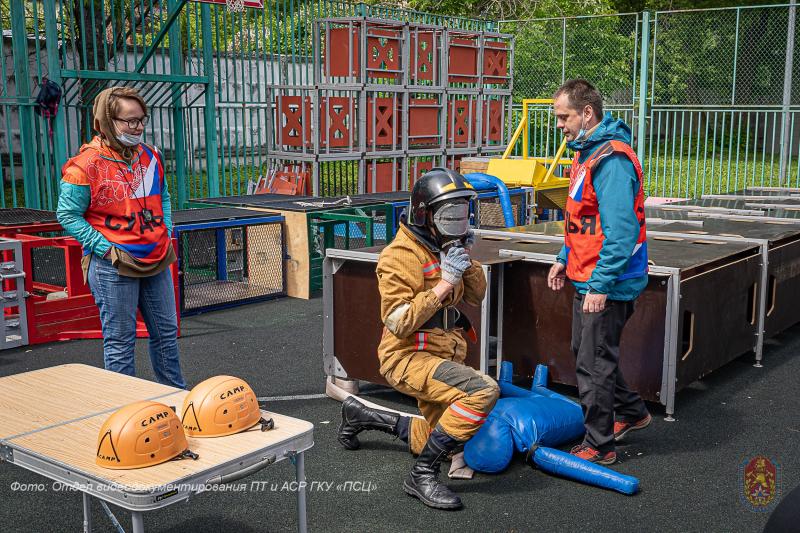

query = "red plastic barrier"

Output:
[[3, 233, 180, 345]]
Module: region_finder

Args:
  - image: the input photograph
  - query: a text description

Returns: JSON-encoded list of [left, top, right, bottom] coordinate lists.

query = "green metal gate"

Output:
[[0, 0, 492, 210]]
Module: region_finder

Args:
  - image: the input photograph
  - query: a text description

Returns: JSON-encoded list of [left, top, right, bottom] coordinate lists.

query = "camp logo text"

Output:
[[140, 411, 171, 427], [220, 385, 247, 399]]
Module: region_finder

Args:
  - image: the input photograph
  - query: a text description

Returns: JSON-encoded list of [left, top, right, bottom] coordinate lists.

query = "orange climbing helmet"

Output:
[[96, 401, 198, 469], [181, 375, 274, 438]]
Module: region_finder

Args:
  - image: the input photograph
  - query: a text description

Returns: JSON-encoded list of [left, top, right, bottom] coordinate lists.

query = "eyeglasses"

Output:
[[114, 116, 148, 129]]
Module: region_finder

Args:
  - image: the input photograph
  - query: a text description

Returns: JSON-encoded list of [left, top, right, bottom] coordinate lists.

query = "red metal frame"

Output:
[[256, 170, 311, 196], [448, 36, 480, 84], [410, 31, 437, 84], [408, 98, 440, 146], [483, 40, 509, 84], [0, 221, 63, 235], [3, 233, 180, 345], [276, 95, 313, 148], [408, 160, 434, 188], [319, 96, 354, 148], [366, 161, 401, 193], [483, 98, 504, 143], [447, 96, 478, 146], [366, 97, 400, 147], [327, 26, 403, 81]]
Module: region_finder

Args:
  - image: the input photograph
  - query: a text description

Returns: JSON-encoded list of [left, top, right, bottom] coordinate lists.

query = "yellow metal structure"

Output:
[[487, 99, 571, 208]]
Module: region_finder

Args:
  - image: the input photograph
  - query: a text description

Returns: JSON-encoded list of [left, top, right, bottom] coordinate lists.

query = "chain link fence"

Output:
[[501, 5, 800, 197], [502, 13, 640, 106], [175, 211, 285, 315]]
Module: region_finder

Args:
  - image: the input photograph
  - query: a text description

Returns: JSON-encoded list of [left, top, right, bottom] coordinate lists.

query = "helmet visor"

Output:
[[432, 201, 470, 239]]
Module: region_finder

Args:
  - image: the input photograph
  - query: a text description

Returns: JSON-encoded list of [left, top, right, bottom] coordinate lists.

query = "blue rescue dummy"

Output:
[[464, 362, 639, 495]]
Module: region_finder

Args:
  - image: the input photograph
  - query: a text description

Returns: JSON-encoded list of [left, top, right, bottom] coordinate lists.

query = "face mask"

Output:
[[574, 115, 588, 143], [116, 132, 143, 147], [432, 201, 470, 245]]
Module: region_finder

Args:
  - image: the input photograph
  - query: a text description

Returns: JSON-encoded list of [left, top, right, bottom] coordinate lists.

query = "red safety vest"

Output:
[[564, 140, 648, 283], [62, 138, 170, 263]]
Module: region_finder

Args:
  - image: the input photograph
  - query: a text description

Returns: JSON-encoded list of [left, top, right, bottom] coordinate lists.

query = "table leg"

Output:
[[295, 451, 307, 533], [131, 511, 144, 533], [82, 493, 92, 533]]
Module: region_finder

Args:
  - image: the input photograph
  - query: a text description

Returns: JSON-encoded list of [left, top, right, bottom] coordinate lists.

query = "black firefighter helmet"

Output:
[[409, 168, 477, 227]]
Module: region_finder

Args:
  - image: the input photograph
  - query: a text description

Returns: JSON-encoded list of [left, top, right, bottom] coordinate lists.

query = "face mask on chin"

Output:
[[573, 114, 588, 143], [116, 132, 143, 147]]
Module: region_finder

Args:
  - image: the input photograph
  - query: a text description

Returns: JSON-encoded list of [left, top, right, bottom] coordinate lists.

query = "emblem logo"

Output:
[[740, 455, 780, 511]]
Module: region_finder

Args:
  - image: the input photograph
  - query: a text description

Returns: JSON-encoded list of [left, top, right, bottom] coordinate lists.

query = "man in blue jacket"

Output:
[[547, 79, 651, 465]]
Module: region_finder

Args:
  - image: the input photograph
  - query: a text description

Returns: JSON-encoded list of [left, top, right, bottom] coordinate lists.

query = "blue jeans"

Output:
[[87, 254, 186, 389]]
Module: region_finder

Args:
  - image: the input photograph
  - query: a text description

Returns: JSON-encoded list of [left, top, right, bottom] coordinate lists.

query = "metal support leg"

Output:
[[753, 244, 769, 368], [131, 511, 144, 533], [82, 493, 92, 533], [296, 452, 307, 533], [661, 270, 681, 423]]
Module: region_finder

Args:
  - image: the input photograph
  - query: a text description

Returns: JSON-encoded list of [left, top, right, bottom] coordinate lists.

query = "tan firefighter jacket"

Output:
[[376, 224, 486, 383]]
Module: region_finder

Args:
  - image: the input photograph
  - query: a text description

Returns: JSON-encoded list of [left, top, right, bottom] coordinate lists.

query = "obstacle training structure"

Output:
[[268, 17, 514, 195]]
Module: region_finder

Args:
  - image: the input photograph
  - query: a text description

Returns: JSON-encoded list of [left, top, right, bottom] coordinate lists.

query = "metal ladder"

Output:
[[0, 238, 28, 349]]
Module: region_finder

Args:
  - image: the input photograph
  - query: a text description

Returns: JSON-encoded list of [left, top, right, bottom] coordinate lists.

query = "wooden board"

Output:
[[0, 365, 313, 491], [206, 206, 310, 299], [280, 210, 311, 299], [460, 157, 491, 175], [0, 364, 176, 439]]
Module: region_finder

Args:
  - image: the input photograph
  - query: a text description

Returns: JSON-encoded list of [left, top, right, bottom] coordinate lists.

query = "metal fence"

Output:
[[5, 2, 798, 205], [501, 4, 800, 198], [0, 0, 492, 209]]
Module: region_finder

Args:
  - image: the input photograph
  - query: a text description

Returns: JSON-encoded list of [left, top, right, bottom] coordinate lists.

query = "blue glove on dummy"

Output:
[[440, 246, 471, 285]]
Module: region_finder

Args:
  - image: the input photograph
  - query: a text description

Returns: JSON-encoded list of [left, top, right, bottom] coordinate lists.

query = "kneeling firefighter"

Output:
[[337, 168, 500, 510]]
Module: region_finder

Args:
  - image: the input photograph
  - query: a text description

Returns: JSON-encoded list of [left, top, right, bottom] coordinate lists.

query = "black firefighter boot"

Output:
[[337, 396, 402, 450], [403, 430, 463, 510]]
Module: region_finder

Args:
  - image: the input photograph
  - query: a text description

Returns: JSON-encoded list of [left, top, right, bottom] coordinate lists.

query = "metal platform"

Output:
[[172, 207, 278, 225], [485, 223, 763, 418], [203, 194, 388, 212], [202, 194, 314, 207], [323, 220, 776, 417], [648, 216, 800, 339], [0, 208, 58, 226]]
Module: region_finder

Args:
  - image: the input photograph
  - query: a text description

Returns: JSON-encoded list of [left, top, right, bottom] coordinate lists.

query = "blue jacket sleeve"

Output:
[[556, 245, 568, 265], [162, 185, 173, 238], [56, 181, 112, 257], [586, 154, 639, 295]]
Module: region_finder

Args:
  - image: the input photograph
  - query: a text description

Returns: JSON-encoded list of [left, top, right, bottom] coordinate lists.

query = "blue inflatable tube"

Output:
[[460, 174, 496, 192], [463, 172, 516, 228], [531, 446, 640, 495]]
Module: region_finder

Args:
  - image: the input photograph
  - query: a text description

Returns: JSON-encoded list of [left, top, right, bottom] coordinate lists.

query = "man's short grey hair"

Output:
[[553, 79, 604, 118]]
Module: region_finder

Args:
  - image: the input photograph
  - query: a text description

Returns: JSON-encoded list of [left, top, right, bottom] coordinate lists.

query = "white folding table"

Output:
[[0, 364, 314, 532]]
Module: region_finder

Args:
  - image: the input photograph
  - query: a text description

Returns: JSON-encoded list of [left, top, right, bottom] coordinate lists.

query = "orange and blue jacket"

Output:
[[57, 136, 172, 262], [556, 114, 648, 301]]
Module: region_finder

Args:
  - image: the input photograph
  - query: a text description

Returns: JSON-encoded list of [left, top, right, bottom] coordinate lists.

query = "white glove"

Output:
[[440, 246, 471, 285]]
